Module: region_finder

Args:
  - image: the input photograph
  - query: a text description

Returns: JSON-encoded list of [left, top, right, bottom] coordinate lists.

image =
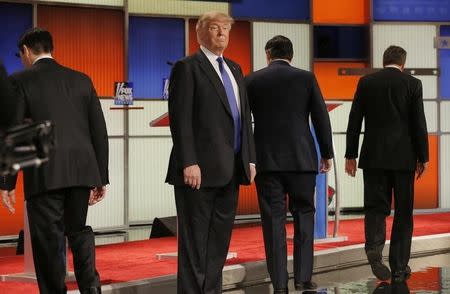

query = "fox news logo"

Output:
[[114, 82, 133, 105]]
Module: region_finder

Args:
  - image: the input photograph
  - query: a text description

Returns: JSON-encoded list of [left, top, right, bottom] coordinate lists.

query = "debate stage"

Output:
[[0, 212, 449, 293]]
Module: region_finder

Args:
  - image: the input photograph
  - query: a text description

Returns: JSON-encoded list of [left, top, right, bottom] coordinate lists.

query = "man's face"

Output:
[[200, 19, 231, 54]]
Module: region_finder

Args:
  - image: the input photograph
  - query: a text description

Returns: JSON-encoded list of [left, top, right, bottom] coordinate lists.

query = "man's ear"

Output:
[[265, 51, 271, 65]]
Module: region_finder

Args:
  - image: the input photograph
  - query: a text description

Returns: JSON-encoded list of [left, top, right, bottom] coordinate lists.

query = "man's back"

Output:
[[247, 60, 333, 172], [346, 68, 428, 170], [10, 58, 108, 196]]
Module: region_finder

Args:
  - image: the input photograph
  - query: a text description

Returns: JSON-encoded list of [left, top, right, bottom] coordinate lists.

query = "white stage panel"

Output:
[[440, 135, 450, 209], [129, 100, 171, 136], [87, 138, 125, 229], [100, 99, 124, 136], [252, 22, 310, 72], [128, 137, 175, 223], [441, 102, 450, 132], [424, 101, 438, 133]]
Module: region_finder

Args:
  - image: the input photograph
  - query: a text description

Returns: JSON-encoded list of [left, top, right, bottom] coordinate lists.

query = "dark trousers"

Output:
[[363, 169, 415, 272], [27, 187, 100, 294], [255, 172, 316, 290], [174, 174, 239, 294]]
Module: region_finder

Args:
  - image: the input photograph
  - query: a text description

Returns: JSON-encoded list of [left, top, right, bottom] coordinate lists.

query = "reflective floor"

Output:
[[225, 253, 450, 294]]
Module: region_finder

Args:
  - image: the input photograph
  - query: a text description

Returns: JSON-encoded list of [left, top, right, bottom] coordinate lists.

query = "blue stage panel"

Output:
[[314, 26, 369, 59], [373, 0, 450, 21], [440, 26, 450, 100], [0, 3, 32, 74], [128, 17, 185, 99], [231, 0, 310, 21]]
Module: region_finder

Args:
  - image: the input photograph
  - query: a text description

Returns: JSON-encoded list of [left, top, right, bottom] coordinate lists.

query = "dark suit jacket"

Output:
[[166, 50, 256, 186], [0, 60, 16, 129], [246, 60, 334, 173], [0, 58, 109, 198], [345, 67, 428, 170]]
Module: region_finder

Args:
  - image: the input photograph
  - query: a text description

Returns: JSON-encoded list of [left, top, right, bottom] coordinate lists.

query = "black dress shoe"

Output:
[[392, 266, 412, 283], [295, 281, 317, 290], [80, 287, 101, 294], [369, 260, 391, 281]]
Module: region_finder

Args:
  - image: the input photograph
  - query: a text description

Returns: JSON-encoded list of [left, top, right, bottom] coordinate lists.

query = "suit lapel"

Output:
[[195, 51, 232, 117]]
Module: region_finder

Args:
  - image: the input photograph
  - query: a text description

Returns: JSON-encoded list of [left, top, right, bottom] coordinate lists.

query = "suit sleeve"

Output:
[[345, 78, 364, 159], [88, 83, 109, 185], [242, 74, 256, 164], [410, 79, 428, 163], [168, 60, 197, 168], [0, 61, 16, 129], [310, 74, 334, 159]]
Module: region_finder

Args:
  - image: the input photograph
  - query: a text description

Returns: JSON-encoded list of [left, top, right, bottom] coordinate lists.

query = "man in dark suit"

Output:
[[246, 35, 334, 293], [0, 28, 108, 294], [166, 11, 256, 294], [0, 60, 16, 129], [345, 45, 428, 283]]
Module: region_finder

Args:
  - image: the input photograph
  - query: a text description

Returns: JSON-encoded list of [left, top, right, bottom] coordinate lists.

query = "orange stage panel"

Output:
[[38, 5, 124, 97], [237, 184, 259, 215], [188, 19, 252, 75], [314, 62, 368, 100], [313, 0, 370, 24], [414, 135, 438, 209], [0, 172, 24, 237]]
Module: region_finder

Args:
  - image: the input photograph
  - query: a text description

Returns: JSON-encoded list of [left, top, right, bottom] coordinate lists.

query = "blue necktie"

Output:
[[217, 57, 241, 153]]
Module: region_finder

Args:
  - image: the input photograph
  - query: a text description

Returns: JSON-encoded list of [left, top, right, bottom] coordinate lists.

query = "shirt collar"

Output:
[[384, 64, 402, 71], [33, 54, 53, 65], [200, 46, 223, 64]]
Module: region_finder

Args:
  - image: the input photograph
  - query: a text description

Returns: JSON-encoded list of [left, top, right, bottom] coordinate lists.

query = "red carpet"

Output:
[[0, 212, 449, 293]]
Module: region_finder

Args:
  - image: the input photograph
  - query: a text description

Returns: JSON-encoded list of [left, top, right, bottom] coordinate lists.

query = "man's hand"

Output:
[[345, 158, 357, 177], [89, 186, 106, 206], [416, 162, 428, 180], [249, 164, 256, 183], [1, 189, 16, 213], [320, 158, 332, 173], [184, 164, 201, 189]]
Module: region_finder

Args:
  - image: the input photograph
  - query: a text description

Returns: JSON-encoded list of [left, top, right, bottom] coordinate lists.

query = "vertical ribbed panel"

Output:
[[329, 102, 352, 133], [127, 227, 151, 241], [38, 5, 124, 97], [440, 26, 450, 99], [128, 138, 175, 223], [441, 135, 450, 208], [129, 17, 185, 99], [129, 100, 170, 136], [252, 22, 310, 72], [87, 138, 125, 229], [231, 0, 310, 21], [424, 101, 438, 133], [41, 0, 123, 6], [0, 3, 32, 73], [331, 134, 365, 208], [372, 24, 438, 99], [373, 0, 450, 22], [128, 0, 228, 16], [95, 235, 126, 246], [441, 102, 450, 132], [100, 99, 124, 136]]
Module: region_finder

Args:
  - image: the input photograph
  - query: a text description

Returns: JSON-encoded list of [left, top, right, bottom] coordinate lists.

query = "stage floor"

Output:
[[0, 212, 449, 293]]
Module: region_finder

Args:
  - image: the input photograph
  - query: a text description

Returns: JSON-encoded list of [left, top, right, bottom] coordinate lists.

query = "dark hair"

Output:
[[265, 35, 293, 61], [18, 28, 53, 55], [383, 45, 407, 67]]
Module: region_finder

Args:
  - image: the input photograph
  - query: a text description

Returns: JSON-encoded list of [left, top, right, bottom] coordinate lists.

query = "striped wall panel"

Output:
[[330, 134, 364, 208], [441, 101, 450, 132], [252, 22, 310, 72], [424, 101, 438, 133], [129, 16, 185, 99], [128, 137, 175, 223], [372, 24, 438, 99], [440, 135, 450, 208], [37, 5, 125, 97], [0, 2, 32, 74], [127, 227, 151, 241], [41, 0, 123, 6], [100, 99, 125, 136], [128, 0, 228, 16], [87, 138, 125, 229], [328, 102, 352, 133], [129, 100, 170, 136], [440, 25, 450, 99]]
